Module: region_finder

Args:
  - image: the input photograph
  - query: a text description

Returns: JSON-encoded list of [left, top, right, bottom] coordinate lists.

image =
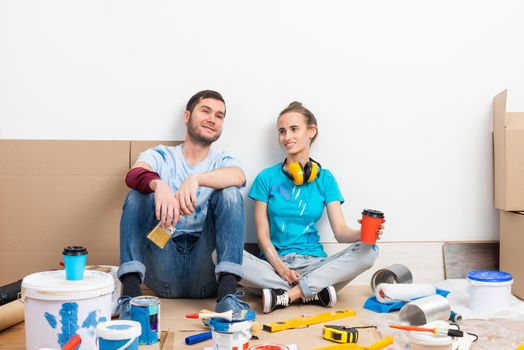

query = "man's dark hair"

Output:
[[186, 90, 226, 114]]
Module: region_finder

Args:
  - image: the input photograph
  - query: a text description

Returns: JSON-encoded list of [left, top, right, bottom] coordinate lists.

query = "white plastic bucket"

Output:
[[96, 320, 141, 350], [408, 321, 453, 350], [210, 318, 252, 350], [467, 270, 513, 313], [22, 270, 114, 350]]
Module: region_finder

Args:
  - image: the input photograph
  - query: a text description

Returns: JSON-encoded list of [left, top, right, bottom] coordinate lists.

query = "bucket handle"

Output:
[[96, 336, 137, 350]]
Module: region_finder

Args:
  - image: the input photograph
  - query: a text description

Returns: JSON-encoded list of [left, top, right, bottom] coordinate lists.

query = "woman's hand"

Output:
[[277, 266, 301, 285], [357, 218, 386, 241]]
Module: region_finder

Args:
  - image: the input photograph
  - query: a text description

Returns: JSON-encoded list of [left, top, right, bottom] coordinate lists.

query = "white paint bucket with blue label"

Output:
[[209, 318, 252, 350], [467, 270, 513, 313], [96, 320, 141, 350], [22, 270, 114, 350]]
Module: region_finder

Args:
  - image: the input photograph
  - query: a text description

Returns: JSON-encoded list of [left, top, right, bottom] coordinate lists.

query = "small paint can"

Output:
[[129, 296, 160, 345], [399, 295, 451, 326], [22, 270, 114, 350], [210, 318, 252, 350], [370, 264, 413, 292], [96, 320, 141, 350], [249, 345, 289, 350]]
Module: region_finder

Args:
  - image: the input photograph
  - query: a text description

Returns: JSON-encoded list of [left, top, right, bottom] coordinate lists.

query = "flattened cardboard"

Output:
[[0, 140, 129, 285], [493, 90, 524, 211], [500, 210, 524, 299]]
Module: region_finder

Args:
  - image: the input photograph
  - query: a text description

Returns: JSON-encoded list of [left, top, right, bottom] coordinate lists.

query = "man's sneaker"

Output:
[[115, 295, 132, 320], [262, 288, 290, 313], [215, 290, 256, 321], [301, 286, 337, 307]]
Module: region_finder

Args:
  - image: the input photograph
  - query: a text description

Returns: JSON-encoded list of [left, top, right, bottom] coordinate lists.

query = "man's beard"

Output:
[[187, 115, 221, 146]]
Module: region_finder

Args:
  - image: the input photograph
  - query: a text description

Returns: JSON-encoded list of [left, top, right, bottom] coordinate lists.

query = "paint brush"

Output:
[[389, 324, 463, 337], [187, 308, 256, 322], [147, 223, 175, 249]]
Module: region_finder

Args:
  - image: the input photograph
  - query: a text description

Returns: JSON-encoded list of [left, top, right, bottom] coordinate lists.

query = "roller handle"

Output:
[[185, 331, 212, 345]]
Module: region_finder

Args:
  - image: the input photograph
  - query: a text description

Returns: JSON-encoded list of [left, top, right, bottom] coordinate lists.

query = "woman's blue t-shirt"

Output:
[[248, 163, 344, 258]]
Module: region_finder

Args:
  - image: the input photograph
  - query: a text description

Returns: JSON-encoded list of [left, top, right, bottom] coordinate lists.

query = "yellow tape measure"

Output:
[[263, 309, 356, 333], [323, 325, 359, 344]]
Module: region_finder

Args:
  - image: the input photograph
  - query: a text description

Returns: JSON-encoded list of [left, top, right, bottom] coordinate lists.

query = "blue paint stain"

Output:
[[44, 312, 57, 329], [99, 316, 107, 322], [154, 148, 167, 161], [193, 206, 201, 220], [108, 324, 132, 330], [58, 302, 79, 348]]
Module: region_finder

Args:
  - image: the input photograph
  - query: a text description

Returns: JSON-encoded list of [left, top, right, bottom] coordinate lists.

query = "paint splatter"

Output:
[[58, 302, 79, 347], [154, 148, 167, 161], [44, 312, 57, 329]]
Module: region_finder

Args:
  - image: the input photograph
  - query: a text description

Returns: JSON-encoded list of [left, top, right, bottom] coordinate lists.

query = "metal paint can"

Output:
[[399, 294, 451, 326], [130, 296, 160, 345], [370, 264, 413, 292]]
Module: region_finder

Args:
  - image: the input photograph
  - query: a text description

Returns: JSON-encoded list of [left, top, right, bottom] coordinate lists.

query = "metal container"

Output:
[[370, 264, 413, 292], [399, 295, 451, 326]]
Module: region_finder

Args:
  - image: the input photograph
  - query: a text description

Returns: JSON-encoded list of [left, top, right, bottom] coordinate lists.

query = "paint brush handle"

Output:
[[61, 335, 81, 350], [390, 324, 434, 333], [186, 310, 233, 321]]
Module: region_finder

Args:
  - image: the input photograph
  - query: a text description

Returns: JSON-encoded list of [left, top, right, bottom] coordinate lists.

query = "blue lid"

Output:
[[467, 270, 513, 282]]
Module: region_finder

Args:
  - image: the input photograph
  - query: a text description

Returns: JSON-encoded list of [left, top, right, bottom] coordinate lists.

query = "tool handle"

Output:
[[366, 336, 394, 350], [185, 331, 212, 345], [61, 335, 81, 350]]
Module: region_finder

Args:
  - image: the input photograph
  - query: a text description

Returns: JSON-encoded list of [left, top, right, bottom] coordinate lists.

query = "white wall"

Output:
[[2, 1, 524, 242]]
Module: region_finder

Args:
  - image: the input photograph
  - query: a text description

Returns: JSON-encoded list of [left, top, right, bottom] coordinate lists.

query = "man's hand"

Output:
[[277, 266, 301, 285], [152, 180, 180, 228], [176, 174, 199, 216]]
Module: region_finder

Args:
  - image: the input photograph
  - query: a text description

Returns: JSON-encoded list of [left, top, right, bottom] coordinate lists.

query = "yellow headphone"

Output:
[[281, 158, 321, 185]]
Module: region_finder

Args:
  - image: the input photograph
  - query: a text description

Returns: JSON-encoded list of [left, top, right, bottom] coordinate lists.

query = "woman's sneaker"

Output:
[[301, 286, 337, 307], [262, 288, 290, 313]]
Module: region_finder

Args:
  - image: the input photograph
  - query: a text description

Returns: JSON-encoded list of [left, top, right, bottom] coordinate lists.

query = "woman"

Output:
[[241, 102, 384, 313]]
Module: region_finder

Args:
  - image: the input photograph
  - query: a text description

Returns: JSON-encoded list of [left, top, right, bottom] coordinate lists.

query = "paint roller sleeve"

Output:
[[375, 283, 436, 303]]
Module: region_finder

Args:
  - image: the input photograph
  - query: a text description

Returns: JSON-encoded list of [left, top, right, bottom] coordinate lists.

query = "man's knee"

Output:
[[213, 186, 243, 206]]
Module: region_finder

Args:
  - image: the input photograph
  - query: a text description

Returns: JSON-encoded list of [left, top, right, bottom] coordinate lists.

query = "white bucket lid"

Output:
[[22, 270, 114, 301], [96, 320, 142, 340], [408, 321, 453, 346]]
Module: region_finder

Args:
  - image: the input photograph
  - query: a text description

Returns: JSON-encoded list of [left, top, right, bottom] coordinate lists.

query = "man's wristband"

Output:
[[125, 167, 161, 194]]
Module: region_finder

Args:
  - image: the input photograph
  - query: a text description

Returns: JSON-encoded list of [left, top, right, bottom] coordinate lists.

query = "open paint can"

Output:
[[399, 295, 451, 326], [370, 264, 413, 292], [96, 320, 141, 350], [130, 296, 160, 345], [22, 270, 114, 350], [210, 318, 252, 350]]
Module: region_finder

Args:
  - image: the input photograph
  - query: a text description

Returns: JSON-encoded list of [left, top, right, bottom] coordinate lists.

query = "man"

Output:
[[117, 90, 250, 315]]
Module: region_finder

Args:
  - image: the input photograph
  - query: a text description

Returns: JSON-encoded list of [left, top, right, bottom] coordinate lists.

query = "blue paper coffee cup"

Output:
[[63, 246, 88, 280]]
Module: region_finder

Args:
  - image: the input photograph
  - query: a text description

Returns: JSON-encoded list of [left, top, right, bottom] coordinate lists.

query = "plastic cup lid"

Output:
[[362, 209, 384, 218], [22, 270, 114, 300], [96, 320, 142, 340], [63, 246, 88, 255], [467, 270, 513, 282]]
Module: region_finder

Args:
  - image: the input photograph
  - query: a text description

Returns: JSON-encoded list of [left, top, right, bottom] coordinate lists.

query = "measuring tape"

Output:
[[262, 309, 356, 332], [322, 325, 377, 344]]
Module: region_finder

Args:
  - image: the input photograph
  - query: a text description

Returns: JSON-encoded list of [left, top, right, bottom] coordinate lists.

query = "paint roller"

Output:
[[375, 283, 436, 303]]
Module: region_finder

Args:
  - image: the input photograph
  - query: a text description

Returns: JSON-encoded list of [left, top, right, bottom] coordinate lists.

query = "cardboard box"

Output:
[[500, 210, 524, 299], [0, 140, 179, 286], [493, 90, 524, 211]]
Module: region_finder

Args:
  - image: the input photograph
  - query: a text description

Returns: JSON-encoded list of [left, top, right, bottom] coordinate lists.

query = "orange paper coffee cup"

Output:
[[361, 209, 384, 244]]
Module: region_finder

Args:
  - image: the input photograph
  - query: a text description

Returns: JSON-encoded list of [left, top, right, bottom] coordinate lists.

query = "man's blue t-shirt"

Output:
[[248, 162, 344, 257], [138, 144, 241, 236]]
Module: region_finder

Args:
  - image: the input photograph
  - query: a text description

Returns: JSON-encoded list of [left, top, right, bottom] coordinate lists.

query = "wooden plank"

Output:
[[443, 242, 499, 279]]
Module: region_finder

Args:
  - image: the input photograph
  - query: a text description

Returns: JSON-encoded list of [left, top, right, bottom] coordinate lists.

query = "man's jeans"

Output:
[[117, 187, 245, 299]]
